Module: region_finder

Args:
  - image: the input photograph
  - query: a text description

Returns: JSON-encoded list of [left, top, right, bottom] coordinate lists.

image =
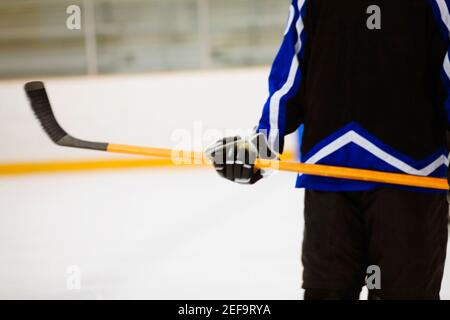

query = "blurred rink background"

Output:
[[0, 0, 448, 300]]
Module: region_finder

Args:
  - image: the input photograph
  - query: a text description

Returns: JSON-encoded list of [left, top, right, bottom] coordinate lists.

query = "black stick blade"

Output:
[[25, 81, 68, 144], [24, 81, 108, 151]]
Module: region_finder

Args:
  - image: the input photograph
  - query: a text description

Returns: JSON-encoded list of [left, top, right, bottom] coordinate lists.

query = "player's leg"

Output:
[[364, 188, 449, 300], [302, 190, 367, 300]]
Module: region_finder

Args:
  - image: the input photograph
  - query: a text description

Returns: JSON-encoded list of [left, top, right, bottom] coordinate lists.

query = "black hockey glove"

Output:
[[206, 133, 278, 185]]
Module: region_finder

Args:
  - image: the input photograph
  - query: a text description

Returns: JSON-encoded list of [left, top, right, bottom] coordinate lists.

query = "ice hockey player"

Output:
[[208, 0, 450, 300]]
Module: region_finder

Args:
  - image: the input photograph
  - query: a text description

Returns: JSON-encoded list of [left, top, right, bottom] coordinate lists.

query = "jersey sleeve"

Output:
[[430, 0, 450, 129], [256, 0, 312, 153]]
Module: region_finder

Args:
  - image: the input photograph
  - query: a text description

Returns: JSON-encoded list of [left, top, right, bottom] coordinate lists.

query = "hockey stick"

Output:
[[24, 81, 449, 191]]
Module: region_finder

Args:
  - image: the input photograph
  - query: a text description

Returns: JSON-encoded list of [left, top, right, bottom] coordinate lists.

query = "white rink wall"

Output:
[[0, 68, 298, 163]]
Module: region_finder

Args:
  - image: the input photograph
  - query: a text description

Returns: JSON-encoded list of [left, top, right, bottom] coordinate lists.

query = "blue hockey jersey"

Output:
[[257, 0, 450, 192]]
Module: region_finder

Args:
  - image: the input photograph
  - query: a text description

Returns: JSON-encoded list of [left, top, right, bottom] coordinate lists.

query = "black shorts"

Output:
[[302, 188, 449, 299]]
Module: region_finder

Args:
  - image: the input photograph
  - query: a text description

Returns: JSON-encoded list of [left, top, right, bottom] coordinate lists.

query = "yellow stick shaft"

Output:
[[107, 144, 449, 191]]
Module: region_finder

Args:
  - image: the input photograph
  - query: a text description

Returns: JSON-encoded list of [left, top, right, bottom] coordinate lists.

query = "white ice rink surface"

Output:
[[0, 169, 449, 300], [0, 169, 303, 300]]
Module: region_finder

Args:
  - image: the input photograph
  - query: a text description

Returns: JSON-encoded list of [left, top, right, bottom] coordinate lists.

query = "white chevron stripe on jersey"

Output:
[[303, 131, 449, 177]]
